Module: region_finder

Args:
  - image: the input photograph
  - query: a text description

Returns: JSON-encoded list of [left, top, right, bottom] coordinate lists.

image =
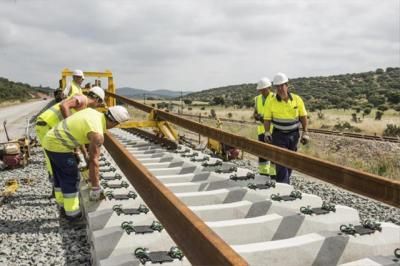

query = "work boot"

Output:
[[65, 212, 86, 225], [58, 207, 66, 218]]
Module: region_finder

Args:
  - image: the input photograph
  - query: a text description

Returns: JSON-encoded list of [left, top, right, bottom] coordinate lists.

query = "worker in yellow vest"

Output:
[[35, 86, 105, 180], [253, 78, 275, 176], [264, 73, 309, 184], [63, 69, 84, 97], [42, 106, 130, 222]]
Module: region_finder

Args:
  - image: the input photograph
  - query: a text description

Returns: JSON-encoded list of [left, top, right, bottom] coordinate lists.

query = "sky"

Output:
[[0, 0, 399, 91]]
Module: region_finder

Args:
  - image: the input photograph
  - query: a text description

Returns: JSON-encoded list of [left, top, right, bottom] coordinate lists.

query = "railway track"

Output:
[[77, 93, 399, 265], [174, 113, 400, 143], [81, 128, 400, 265]]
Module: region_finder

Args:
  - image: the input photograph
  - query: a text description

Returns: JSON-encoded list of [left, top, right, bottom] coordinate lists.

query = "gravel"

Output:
[[0, 144, 90, 266]]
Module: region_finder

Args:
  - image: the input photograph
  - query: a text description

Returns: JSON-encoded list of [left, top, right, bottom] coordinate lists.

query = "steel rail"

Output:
[[104, 132, 248, 266], [107, 92, 400, 207], [175, 113, 400, 143]]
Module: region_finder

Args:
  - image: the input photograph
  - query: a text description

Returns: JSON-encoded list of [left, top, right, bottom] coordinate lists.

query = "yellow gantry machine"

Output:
[[60, 68, 179, 142]]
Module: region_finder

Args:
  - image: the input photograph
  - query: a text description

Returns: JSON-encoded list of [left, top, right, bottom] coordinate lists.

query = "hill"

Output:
[[117, 87, 192, 99], [183, 67, 400, 112], [0, 77, 53, 103]]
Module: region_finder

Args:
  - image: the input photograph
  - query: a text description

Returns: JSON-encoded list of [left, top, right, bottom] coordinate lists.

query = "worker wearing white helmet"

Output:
[[253, 78, 275, 177], [42, 105, 130, 222], [263, 72, 309, 184], [63, 69, 85, 97], [35, 86, 106, 184]]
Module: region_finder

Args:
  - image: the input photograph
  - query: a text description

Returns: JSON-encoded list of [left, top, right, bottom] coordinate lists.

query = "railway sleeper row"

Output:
[[79, 128, 400, 266]]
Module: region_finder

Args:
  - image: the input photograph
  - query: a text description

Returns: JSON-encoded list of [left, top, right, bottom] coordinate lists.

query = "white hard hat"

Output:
[[256, 77, 272, 90], [273, 72, 289, 86], [89, 86, 105, 102], [73, 69, 85, 79], [108, 106, 130, 123]]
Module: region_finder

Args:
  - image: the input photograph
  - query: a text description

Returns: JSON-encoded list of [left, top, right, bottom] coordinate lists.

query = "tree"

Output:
[[363, 108, 371, 117], [375, 68, 384, 74], [184, 99, 192, 105], [375, 111, 384, 120], [212, 96, 225, 105], [367, 94, 385, 107], [377, 104, 389, 112]]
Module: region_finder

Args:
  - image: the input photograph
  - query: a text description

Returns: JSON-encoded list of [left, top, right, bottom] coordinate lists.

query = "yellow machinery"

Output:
[[60, 68, 116, 108]]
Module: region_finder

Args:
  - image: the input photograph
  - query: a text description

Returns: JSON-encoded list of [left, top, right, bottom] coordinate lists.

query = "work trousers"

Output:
[[272, 130, 300, 184], [45, 150, 81, 218], [35, 123, 53, 176]]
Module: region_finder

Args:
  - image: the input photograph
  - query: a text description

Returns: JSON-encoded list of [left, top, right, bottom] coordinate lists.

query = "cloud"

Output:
[[0, 0, 398, 91]]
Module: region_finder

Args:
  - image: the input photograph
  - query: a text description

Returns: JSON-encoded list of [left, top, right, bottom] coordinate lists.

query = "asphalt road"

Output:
[[0, 100, 51, 142]]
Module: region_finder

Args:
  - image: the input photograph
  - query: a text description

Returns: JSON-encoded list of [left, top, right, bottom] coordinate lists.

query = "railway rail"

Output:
[[173, 112, 400, 143]]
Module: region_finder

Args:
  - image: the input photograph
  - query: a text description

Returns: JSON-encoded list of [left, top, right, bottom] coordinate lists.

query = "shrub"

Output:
[[383, 124, 400, 137], [375, 110, 384, 120], [227, 112, 233, 118], [333, 122, 361, 132]]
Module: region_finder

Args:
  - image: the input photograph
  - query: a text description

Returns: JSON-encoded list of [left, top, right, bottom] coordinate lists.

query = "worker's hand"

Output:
[[300, 133, 310, 145], [89, 186, 104, 201], [264, 132, 273, 144]]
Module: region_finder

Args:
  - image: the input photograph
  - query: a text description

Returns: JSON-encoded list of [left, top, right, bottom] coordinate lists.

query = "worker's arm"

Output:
[[87, 132, 104, 188], [60, 95, 86, 118], [299, 116, 308, 132], [264, 120, 272, 133]]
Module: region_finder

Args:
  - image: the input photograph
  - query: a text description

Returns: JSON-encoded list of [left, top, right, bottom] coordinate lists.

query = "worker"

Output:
[[263, 73, 309, 184], [63, 69, 84, 97], [253, 78, 275, 176], [35, 86, 106, 181], [42, 106, 130, 222]]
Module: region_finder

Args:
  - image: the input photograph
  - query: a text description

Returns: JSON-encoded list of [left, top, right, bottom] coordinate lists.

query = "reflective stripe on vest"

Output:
[[53, 120, 80, 150], [272, 117, 300, 131], [48, 106, 63, 121]]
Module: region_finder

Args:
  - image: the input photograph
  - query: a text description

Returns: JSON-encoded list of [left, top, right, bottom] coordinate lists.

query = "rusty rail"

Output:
[[175, 113, 400, 143], [104, 132, 248, 266], [107, 92, 400, 207]]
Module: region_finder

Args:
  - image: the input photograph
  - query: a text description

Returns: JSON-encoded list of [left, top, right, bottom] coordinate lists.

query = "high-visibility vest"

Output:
[[264, 93, 307, 132], [43, 108, 106, 153], [63, 81, 82, 97], [255, 93, 274, 135], [36, 95, 88, 128]]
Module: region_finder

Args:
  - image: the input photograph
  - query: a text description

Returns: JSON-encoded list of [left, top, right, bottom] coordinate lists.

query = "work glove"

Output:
[[264, 132, 273, 144], [300, 133, 310, 145], [89, 186, 104, 201]]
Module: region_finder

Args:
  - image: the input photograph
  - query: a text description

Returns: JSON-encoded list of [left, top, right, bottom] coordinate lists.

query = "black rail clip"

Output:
[[248, 180, 276, 190], [339, 220, 382, 236], [201, 160, 223, 167], [99, 166, 116, 173], [100, 173, 122, 181], [214, 166, 238, 174], [122, 220, 164, 235], [230, 172, 255, 181], [101, 180, 129, 189], [112, 204, 150, 216], [134, 246, 184, 265], [271, 190, 302, 201], [190, 156, 209, 162], [106, 191, 137, 200], [300, 202, 336, 215]]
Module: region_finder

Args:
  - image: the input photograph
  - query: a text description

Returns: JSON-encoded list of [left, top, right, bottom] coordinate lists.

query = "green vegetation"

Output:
[[0, 77, 53, 103], [183, 67, 400, 112]]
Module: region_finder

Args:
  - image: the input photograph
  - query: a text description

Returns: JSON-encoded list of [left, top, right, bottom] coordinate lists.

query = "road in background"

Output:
[[0, 100, 50, 142]]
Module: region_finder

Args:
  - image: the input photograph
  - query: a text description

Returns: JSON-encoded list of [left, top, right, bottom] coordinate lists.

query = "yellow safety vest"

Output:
[[36, 95, 88, 128], [37, 103, 64, 128], [264, 93, 307, 132], [255, 93, 274, 135], [43, 108, 106, 153], [68, 81, 83, 97]]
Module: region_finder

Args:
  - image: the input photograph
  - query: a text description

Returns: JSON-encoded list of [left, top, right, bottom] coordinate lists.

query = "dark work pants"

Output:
[[272, 130, 300, 184]]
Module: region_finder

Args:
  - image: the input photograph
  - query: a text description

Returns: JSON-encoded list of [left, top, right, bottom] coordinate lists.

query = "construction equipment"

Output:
[[0, 119, 31, 169], [60, 68, 116, 108], [206, 119, 241, 161]]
